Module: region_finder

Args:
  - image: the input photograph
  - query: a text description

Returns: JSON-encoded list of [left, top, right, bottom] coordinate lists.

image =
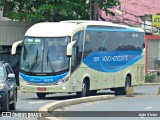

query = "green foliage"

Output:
[[0, 0, 120, 22], [145, 72, 157, 83]]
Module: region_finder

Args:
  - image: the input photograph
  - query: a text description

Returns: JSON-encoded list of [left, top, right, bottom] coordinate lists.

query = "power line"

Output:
[[99, 13, 132, 26], [111, 14, 134, 26], [112, 9, 153, 26], [100, 13, 154, 31], [100, 10, 154, 28], [118, 15, 152, 27], [120, 9, 141, 18], [113, 15, 155, 32], [108, 9, 153, 27]]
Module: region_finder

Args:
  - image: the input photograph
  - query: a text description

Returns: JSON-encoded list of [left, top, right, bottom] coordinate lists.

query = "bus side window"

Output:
[[71, 31, 84, 72], [84, 31, 94, 57], [84, 33, 91, 52]]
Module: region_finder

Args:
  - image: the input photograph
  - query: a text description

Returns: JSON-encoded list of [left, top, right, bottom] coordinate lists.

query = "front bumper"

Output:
[[20, 82, 70, 93]]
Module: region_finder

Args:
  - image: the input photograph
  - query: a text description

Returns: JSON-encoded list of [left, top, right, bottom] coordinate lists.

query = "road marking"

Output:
[[145, 107, 152, 110], [140, 117, 145, 119], [29, 101, 48, 104]]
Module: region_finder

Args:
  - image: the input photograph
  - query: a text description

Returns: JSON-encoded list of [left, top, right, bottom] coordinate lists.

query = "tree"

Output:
[[0, 0, 120, 22]]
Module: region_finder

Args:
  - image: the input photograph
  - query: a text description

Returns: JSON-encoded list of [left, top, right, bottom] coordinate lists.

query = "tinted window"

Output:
[[84, 26, 145, 54], [84, 31, 103, 57]]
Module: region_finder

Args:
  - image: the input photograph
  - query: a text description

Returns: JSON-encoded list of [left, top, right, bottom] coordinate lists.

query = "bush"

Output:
[[145, 72, 156, 83]]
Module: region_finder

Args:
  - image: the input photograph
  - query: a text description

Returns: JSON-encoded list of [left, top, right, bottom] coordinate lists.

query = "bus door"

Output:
[[70, 31, 84, 92]]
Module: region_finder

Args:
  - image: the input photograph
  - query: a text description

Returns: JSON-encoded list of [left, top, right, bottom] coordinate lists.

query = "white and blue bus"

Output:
[[12, 20, 145, 99]]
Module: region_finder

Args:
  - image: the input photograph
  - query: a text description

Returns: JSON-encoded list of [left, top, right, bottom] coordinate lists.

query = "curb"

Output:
[[143, 83, 160, 85], [30, 95, 115, 120]]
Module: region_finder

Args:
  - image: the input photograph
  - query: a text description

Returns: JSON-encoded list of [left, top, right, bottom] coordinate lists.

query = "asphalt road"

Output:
[[1, 92, 78, 120], [64, 85, 160, 120], [1, 84, 160, 120], [64, 96, 160, 120]]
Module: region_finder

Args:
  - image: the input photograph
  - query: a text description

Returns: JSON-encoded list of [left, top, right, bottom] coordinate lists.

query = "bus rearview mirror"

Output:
[[67, 41, 76, 57], [11, 40, 23, 55]]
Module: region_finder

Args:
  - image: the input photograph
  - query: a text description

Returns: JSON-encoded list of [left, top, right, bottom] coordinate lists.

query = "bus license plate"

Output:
[[37, 87, 46, 91]]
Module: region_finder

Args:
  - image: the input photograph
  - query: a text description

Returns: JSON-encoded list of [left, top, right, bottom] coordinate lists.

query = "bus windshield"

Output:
[[20, 37, 70, 75]]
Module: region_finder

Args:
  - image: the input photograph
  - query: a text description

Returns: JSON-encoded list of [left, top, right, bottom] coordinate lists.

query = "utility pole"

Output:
[[144, 15, 146, 34], [93, 1, 98, 20], [87, 0, 99, 20]]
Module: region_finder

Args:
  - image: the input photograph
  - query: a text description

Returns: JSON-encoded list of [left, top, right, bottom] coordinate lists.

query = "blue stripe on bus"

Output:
[[83, 51, 143, 72], [20, 72, 68, 83], [86, 28, 139, 32]]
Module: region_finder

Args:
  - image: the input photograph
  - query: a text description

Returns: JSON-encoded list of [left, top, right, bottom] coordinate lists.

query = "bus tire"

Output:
[[115, 76, 131, 95], [37, 93, 46, 99], [76, 80, 89, 97]]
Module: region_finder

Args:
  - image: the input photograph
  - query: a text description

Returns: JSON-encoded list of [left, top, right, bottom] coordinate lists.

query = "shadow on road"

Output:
[[19, 86, 157, 101], [22, 92, 115, 101]]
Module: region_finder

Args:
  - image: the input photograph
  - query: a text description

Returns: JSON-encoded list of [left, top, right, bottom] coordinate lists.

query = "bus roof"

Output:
[[25, 20, 144, 37], [61, 20, 144, 32], [25, 22, 80, 37]]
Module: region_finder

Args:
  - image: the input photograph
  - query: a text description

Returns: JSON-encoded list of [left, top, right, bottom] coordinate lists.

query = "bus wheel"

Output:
[[115, 76, 131, 95], [37, 93, 46, 99], [76, 80, 89, 97]]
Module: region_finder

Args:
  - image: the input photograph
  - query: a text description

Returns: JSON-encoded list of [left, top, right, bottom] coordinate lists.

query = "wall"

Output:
[[146, 35, 160, 73], [0, 21, 34, 45], [0, 21, 34, 67]]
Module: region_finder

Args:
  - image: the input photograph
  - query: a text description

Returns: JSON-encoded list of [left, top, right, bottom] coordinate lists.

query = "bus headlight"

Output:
[[0, 83, 5, 89], [54, 78, 68, 85]]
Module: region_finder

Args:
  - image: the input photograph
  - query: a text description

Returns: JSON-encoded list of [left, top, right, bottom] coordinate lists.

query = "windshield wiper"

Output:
[[29, 49, 39, 72], [47, 50, 55, 73]]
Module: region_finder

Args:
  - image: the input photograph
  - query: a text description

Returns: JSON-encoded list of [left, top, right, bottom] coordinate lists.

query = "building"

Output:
[[100, 0, 160, 26], [0, 10, 34, 67]]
